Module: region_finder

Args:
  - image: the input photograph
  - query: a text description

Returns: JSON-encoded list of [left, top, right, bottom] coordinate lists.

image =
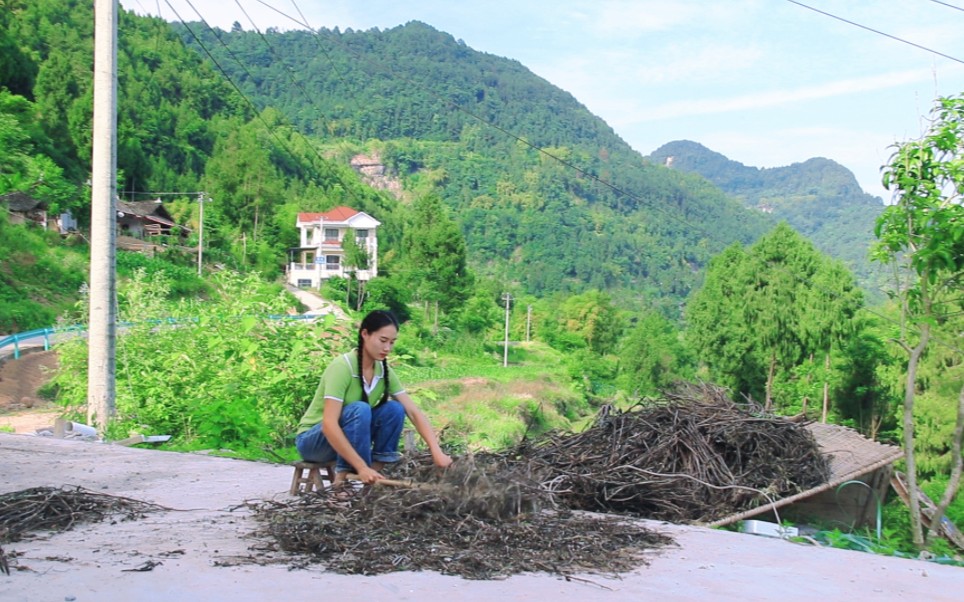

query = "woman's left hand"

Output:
[[433, 451, 453, 468]]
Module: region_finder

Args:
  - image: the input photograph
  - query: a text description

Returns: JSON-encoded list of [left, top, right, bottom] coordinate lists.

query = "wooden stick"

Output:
[[345, 474, 415, 488]]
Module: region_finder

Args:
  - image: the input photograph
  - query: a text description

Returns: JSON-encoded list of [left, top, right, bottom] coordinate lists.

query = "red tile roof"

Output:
[[297, 206, 359, 223]]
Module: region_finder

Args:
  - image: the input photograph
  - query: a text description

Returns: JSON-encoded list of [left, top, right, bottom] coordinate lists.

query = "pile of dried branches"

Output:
[[504, 383, 830, 523], [256, 384, 829, 579], [252, 457, 673, 580], [0, 486, 165, 543]]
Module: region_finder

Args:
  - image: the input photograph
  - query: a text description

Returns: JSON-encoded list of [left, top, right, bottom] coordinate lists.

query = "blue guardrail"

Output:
[[0, 314, 319, 359]]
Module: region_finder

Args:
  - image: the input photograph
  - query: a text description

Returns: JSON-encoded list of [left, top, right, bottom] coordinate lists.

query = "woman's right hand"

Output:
[[355, 466, 384, 485]]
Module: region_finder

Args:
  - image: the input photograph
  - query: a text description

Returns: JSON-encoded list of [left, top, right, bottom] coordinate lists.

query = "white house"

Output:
[[287, 206, 380, 289]]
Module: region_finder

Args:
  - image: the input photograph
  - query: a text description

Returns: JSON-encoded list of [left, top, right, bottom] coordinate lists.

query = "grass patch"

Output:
[[394, 341, 592, 452]]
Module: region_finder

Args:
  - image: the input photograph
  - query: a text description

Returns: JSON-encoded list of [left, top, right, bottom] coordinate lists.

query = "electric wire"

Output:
[[928, 0, 964, 13], [166, 0, 964, 357], [259, 1, 964, 355], [158, 1, 964, 357], [162, 0, 380, 217], [786, 0, 964, 65], [164, 0, 300, 163], [230, 0, 334, 136], [166, 0, 370, 213]]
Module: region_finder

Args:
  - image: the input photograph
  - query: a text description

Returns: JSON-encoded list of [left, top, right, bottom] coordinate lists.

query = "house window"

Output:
[[324, 228, 339, 241], [304, 251, 315, 264], [297, 279, 312, 288], [325, 255, 340, 270], [355, 229, 368, 239]]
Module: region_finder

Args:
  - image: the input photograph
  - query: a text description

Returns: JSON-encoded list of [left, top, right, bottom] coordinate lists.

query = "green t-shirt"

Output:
[[296, 352, 405, 434]]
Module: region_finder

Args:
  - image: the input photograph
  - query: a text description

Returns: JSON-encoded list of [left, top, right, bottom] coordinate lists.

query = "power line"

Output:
[[928, 0, 964, 13], [167, 2, 963, 358], [252, 0, 742, 258], [230, 0, 334, 136], [161, 0, 379, 217], [165, 1, 300, 161], [270, 1, 964, 358], [786, 0, 964, 65]]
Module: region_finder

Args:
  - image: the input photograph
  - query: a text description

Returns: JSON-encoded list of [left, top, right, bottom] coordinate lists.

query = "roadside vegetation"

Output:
[[1, 0, 960, 562]]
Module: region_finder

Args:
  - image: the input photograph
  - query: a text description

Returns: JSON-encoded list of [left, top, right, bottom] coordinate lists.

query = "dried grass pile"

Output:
[[252, 457, 673, 580], [507, 383, 831, 523]]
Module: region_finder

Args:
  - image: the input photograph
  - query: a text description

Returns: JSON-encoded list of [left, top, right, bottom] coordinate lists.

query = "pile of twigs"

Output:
[[0, 486, 165, 543], [255, 384, 828, 578], [252, 457, 673, 580], [505, 383, 830, 523]]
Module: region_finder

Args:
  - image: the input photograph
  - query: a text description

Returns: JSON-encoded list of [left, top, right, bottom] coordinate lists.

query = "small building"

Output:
[[116, 200, 186, 239], [1, 191, 76, 234], [287, 206, 380, 289]]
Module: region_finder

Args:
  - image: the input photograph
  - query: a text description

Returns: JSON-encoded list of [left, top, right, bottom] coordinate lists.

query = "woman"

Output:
[[295, 310, 452, 484]]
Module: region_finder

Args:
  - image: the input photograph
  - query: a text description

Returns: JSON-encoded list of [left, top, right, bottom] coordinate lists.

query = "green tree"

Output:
[[873, 94, 964, 549], [686, 223, 863, 411], [0, 8, 36, 97], [617, 310, 692, 396], [685, 244, 756, 395], [832, 313, 898, 438], [341, 230, 370, 310], [557, 290, 623, 355], [401, 193, 473, 327]]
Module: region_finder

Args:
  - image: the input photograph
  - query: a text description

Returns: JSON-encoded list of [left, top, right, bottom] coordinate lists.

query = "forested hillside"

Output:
[[4, 3, 962, 554], [176, 20, 776, 304], [648, 140, 887, 294], [1, 0, 404, 270]]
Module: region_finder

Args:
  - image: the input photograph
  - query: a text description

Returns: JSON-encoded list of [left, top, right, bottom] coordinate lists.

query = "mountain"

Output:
[[648, 141, 886, 294], [175, 21, 776, 305], [4, 4, 832, 316]]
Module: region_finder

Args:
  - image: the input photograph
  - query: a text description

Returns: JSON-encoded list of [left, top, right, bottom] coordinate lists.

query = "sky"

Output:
[[119, 0, 964, 202]]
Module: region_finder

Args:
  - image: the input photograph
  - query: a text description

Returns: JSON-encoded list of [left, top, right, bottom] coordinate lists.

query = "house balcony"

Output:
[[287, 262, 377, 289]]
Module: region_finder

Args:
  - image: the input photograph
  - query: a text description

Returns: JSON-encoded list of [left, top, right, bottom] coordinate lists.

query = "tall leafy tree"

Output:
[[341, 230, 370, 310], [686, 223, 862, 410], [557, 289, 623, 355], [617, 310, 692, 396], [0, 7, 36, 97], [833, 313, 898, 438], [685, 244, 756, 395], [873, 94, 964, 549], [401, 193, 472, 322]]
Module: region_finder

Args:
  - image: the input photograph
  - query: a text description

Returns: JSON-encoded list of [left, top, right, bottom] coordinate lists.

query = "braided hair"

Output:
[[357, 310, 399, 407]]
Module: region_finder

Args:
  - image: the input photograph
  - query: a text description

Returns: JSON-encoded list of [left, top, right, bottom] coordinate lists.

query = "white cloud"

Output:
[[574, 0, 756, 38], [630, 45, 765, 85], [632, 69, 932, 122]]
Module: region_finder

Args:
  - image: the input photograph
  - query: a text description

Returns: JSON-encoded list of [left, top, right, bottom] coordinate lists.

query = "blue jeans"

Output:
[[295, 400, 405, 474]]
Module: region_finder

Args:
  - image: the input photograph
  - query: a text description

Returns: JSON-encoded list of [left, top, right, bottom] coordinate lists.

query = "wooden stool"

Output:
[[289, 461, 335, 495]]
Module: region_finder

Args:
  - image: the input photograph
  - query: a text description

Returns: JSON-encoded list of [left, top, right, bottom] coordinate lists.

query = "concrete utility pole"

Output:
[[87, 0, 118, 428], [526, 304, 532, 342], [502, 293, 512, 367], [197, 192, 205, 276]]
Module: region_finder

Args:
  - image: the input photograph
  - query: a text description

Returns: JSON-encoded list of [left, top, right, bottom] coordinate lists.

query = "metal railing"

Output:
[[0, 324, 86, 359], [0, 314, 321, 360]]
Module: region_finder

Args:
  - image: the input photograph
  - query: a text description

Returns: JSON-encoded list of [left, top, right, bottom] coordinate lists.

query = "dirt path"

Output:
[[0, 349, 57, 408], [0, 350, 61, 433]]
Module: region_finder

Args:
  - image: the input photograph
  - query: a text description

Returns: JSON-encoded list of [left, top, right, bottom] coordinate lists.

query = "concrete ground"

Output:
[[285, 285, 350, 321], [0, 433, 959, 601]]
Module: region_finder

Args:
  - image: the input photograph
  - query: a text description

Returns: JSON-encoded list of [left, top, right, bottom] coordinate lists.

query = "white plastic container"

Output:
[[740, 519, 799, 539], [67, 421, 98, 437]]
